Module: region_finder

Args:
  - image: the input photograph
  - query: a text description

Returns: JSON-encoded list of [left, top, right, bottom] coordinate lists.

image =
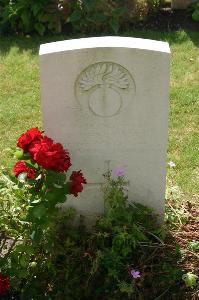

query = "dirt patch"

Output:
[[166, 202, 199, 299], [133, 9, 199, 31]]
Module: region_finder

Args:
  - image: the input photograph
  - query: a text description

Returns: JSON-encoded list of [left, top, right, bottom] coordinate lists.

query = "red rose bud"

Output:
[[17, 127, 43, 151], [29, 136, 71, 172], [26, 167, 36, 179], [70, 170, 87, 197], [13, 160, 36, 179], [0, 273, 10, 295], [13, 161, 27, 176]]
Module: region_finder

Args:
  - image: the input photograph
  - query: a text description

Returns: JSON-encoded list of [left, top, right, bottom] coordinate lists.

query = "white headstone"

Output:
[[39, 36, 170, 219]]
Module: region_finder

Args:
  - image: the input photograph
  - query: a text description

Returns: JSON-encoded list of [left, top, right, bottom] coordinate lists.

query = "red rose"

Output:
[[29, 136, 71, 172], [17, 127, 43, 151], [0, 273, 10, 295], [70, 170, 86, 197], [13, 161, 36, 179], [26, 168, 36, 179]]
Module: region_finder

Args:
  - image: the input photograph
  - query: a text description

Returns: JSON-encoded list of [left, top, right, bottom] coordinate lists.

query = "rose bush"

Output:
[[0, 158, 189, 299], [0, 127, 86, 297], [13, 127, 86, 196]]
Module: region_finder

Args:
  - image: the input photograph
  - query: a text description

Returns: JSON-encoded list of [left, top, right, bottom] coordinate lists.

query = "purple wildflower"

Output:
[[130, 269, 141, 279], [113, 167, 125, 177]]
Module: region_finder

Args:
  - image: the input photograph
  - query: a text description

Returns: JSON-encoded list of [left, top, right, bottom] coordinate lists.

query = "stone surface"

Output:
[[39, 36, 170, 218]]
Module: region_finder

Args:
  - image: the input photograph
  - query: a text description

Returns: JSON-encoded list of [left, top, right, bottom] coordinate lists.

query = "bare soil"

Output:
[[134, 9, 199, 31]]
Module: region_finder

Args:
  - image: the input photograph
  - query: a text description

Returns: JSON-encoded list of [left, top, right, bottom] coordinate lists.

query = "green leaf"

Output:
[[182, 272, 198, 288], [110, 18, 119, 34], [18, 269, 28, 279], [34, 23, 45, 35], [45, 170, 66, 187], [45, 186, 67, 204], [92, 13, 107, 22], [192, 10, 199, 21], [38, 13, 51, 23], [23, 153, 32, 160], [32, 204, 46, 219], [19, 255, 30, 268], [113, 7, 127, 17], [31, 3, 41, 16], [188, 240, 199, 251], [21, 11, 31, 31], [69, 10, 82, 23], [118, 281, 133, 295], [85, 0, 99, 11], [15, 244, 31, 254]]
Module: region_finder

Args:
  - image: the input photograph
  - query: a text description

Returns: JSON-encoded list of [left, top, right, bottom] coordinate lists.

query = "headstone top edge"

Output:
[[39, 36, 170, 56]]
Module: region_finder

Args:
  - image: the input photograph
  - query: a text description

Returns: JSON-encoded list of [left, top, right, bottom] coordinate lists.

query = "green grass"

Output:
[[0, 30, 198, 202]]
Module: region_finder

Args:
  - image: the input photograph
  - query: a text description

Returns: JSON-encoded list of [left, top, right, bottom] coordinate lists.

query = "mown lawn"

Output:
[[0, 30, 198, 203]]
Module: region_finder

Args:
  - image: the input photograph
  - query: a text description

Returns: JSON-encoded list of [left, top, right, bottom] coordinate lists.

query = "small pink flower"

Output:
[[130, 269, 140, 279], [113, 167, 125, 177]]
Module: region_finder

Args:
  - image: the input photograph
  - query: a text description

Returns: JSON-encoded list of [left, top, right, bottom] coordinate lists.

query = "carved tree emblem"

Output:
[[77, 62, 130, 117]]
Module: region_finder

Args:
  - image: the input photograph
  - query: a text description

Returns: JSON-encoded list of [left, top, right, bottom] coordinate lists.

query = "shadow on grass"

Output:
[[0, 35, 66, 56], [185, 29, 199, 47], [0, 29, 198, 56], [123, 29, 199, 47]]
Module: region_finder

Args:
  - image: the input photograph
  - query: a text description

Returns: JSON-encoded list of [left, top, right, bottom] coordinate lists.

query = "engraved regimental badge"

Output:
[[75, 62, 135, 117]]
